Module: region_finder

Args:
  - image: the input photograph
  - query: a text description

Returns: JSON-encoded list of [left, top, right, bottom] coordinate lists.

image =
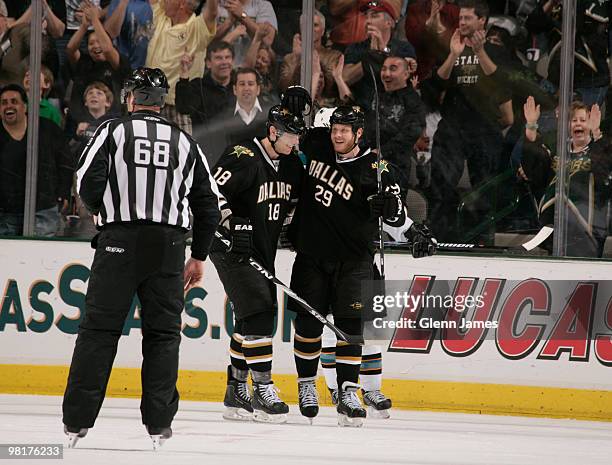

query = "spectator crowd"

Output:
[[0, 0, 610, 257]]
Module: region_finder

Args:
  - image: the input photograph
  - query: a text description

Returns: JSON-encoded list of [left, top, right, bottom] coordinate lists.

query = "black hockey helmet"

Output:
[[281, 85, 312, 116], [267, 105, 306, 136], [330, 105, 365, 132], [121, 67, 169, 107]]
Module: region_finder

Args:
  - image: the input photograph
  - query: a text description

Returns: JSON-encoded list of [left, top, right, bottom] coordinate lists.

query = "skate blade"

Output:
[[299, 409, 319, 423], [66, 433, 81, 448], [150, 435, 167, 451], [337, 413, 364, 428], [253, 410, 287, 424], [367, 406, 391, 419], [223, 407, 253, 421]]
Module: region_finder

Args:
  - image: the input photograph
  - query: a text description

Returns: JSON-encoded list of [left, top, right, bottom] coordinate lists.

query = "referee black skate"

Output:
[[288, 106, 436, 427], [62, 68, 222, 449]]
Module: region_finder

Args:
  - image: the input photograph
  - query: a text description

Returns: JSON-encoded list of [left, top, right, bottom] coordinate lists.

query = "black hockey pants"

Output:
[[63, 223, 186, 429]]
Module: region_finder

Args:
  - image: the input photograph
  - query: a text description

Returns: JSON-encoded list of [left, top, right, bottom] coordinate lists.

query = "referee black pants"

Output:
[[63, 223, 186, 429]]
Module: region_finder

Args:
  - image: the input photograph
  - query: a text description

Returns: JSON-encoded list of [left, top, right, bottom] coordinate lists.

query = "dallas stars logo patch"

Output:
[[230, 145, 254, 158], [371, 159, 389, 174]]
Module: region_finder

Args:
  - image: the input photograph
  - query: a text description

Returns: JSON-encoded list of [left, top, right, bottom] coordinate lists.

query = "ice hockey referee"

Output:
[[62, 67, 222, 450]]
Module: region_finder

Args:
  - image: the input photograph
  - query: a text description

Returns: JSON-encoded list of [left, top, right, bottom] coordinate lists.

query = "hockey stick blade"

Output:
[[521, 226, 553, 251], [383, 226, 554, 253], [213, 231, 364, 345]]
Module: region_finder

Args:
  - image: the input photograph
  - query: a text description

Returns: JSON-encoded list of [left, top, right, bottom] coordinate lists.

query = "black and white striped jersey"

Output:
[[76, 110, 223, 260]]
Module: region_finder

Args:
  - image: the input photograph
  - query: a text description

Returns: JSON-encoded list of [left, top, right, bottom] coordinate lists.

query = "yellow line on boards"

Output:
[[1, 364, 611, 422]]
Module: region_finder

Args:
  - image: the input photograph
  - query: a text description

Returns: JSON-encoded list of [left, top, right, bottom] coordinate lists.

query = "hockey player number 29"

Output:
[[314, 185, 332, 207], [134, 139, 170, 168]]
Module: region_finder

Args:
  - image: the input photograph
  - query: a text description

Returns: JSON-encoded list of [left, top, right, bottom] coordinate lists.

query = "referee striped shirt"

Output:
[[76, 110, 223, 260]]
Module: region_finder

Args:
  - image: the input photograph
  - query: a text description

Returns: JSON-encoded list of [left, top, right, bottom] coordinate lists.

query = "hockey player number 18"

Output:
[[314, 185, 332, 207], [213, 167, 232, 186], [268, 203, 280, 220]]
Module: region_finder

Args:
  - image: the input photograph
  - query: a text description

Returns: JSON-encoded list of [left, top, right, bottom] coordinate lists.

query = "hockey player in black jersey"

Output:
[[210, 105, 306, 423], [288, 105, 436, 427]]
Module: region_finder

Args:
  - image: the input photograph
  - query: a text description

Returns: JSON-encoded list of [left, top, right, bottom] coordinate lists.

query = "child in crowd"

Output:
[[23, 64, 63, 127], [73, 80, 117, 144]]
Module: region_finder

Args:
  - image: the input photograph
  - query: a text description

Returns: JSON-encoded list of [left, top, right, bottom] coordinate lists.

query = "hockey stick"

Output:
[[368, 63, 386, 281], [214, 231, 365, 345], [382, 226, 554, 253]]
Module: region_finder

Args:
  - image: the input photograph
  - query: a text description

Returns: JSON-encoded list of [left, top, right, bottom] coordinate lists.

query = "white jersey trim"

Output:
[[335, 147, 372, 164], [253, 137, 279, 172]]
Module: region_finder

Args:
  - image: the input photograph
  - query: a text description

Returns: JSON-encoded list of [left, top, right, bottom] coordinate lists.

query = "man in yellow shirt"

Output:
[[146, 0, 218, 133]]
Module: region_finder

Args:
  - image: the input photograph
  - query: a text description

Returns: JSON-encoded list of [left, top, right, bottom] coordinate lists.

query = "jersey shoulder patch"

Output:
[[229, 145, 256, 159], [371, 159, 390, 174]]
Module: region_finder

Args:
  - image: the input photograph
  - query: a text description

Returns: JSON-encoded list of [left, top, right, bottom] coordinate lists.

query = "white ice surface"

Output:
[[1, 394, 611, 465]]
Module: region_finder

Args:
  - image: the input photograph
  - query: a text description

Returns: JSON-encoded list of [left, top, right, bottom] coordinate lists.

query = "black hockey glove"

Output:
[[405, 223, 437, 258], [369, 192, 401, 221], [227, 217, 253, 258], [281, 85, 312, 116]]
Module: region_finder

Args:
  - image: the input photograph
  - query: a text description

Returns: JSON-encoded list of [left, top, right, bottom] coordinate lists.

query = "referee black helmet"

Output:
[[122, 67, 169, 107]]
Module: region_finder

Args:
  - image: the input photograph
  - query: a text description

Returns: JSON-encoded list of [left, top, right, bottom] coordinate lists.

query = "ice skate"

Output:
[[147, 426, 172, 451], [252, 382, 288, 423], [337, 382, 366, 427], [297, 377, 319, 424], [223, 366, 253, 421], [362, 389, 392, 419], [64, 425, 88, 448], [329, 387, 339, 406]]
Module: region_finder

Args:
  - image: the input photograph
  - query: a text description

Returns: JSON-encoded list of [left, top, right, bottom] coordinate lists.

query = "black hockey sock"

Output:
[[293, 313, 324, 378], [241, 312, 275, 377], [229, 332, 248, 379], [293, 332, 322, 378], [243, 335, 273, 376], [335, 318, 362, 388], [336, 342, 362, 387]]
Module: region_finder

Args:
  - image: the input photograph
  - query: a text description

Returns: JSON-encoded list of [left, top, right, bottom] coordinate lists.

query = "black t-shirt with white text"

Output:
[[439, 43, 511, 129]]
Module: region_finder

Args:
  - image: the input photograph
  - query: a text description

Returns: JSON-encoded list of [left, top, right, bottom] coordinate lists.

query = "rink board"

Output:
[[1, 239, 612, 421]]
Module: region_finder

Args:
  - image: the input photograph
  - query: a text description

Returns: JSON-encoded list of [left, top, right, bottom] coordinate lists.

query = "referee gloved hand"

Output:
[[405, 223, 437, 258], [228, 217, 253, 259], [369, 192, 400, 221]]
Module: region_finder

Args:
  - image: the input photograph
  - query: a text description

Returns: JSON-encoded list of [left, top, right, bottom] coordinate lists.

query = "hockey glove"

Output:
[[369, 192, 401, 221], [227, 217, 253, 258], [281, 85, 312, 116], [405, 223, 437, 258]]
